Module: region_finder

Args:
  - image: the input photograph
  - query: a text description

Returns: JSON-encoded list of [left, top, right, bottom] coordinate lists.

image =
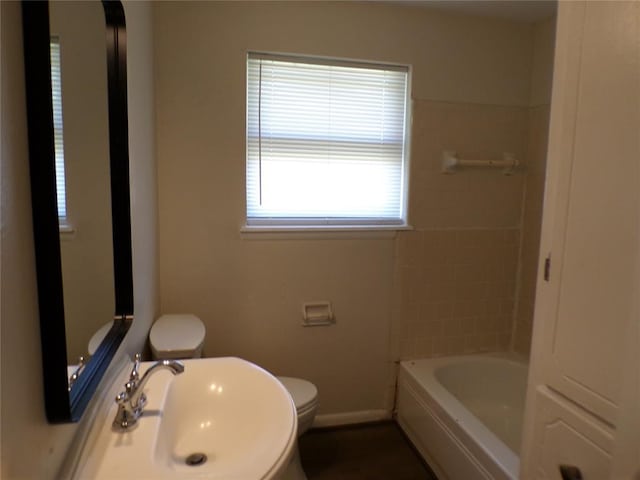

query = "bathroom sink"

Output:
[[74, 357, 297, 479]]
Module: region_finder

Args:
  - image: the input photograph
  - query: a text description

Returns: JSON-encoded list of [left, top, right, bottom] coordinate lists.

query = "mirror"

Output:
[[49, 1, 115, 369], [21, 0, 133, 423]]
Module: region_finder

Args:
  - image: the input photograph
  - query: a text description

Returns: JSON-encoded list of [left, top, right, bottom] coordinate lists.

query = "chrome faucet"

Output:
[[112, 354, 184, 431]]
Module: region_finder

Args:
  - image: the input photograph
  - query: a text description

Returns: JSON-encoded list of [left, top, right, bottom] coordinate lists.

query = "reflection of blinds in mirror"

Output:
[[50, 38, 67, 221]]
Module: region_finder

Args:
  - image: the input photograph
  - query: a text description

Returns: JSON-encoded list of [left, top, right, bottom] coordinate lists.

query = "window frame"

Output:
[[244, 52, 412, 233]]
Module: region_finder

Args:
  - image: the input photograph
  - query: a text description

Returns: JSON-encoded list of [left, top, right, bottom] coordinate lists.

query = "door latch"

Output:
[[544, 255, 551, 282]]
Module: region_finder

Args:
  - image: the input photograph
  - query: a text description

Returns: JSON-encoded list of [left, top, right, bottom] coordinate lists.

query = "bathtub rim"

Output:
[[398, 352, 528, 480]]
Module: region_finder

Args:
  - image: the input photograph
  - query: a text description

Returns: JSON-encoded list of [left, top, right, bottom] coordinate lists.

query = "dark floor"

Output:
[[298, 421, 438, 480]]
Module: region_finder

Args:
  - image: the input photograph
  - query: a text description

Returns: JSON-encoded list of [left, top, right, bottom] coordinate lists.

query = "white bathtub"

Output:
[[396, 353, 527, 480]]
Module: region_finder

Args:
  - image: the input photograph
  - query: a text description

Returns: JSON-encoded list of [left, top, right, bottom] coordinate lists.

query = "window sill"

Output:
[[240, 224, 412, 240], [59, 223, 76, 241]]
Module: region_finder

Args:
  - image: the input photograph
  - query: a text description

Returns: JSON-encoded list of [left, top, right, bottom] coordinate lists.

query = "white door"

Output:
[[541, 0, 639, 426], [521, 1, 640, 478]]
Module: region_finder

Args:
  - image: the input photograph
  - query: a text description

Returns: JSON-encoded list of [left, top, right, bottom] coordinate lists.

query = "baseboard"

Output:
[[312, 409, 392, 428]]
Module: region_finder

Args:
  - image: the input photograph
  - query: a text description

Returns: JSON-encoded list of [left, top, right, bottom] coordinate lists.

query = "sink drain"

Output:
[[185, 453, 208, 467]]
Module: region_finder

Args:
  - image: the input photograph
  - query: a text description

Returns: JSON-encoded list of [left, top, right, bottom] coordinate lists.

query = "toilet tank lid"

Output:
[[277, 376, 318, 410], [150, 314, 205, 351]]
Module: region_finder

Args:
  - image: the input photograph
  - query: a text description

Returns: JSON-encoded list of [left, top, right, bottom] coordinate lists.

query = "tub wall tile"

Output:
[[391, 34, 553, 359], [393, 87, 552, 360], [397, 226, 521, 359]]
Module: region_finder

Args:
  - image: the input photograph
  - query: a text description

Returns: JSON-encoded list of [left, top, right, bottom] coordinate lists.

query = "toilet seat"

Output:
[[150, 314, 205, 359], [277, 376, 318, 412]]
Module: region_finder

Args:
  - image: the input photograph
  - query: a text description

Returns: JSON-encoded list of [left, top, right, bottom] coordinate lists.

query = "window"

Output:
[[246, 53, 410, 228], [50, 37, 68, 224]]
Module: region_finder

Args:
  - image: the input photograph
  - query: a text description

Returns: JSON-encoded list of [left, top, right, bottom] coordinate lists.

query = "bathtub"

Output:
[[396, 353, 527, 480]]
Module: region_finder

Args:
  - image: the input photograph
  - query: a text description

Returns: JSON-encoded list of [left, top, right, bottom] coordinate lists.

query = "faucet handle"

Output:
[[125, 380, 147, 410], [68, 356, 86, 391], [113, 391, 138, 431], [115, 390, 128, 405], [129, 353, 142, 383]]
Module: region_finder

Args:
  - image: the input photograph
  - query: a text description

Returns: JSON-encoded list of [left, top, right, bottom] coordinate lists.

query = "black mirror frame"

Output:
[[21, 0, 133, 423]]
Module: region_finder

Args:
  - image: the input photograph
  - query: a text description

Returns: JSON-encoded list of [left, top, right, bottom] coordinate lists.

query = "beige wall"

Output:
[[154, 1, 537, 416], [122, 1, 159, 360], [513, 17, 556, 355], [529, 16, 557, 108], [0, 2, 157, 478]]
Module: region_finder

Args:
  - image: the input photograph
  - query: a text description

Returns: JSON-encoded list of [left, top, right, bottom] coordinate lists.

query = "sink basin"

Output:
[[74, 357, 297, 479]]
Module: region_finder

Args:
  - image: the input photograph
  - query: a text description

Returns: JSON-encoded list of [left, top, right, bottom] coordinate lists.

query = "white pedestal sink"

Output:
[[73, 357, 299, 479]]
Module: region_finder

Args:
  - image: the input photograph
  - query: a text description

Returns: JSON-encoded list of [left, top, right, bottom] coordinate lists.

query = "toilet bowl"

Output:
[[276, 376, 318, 480], [149, 314, 205, 360], [277, 376, 318, 436]]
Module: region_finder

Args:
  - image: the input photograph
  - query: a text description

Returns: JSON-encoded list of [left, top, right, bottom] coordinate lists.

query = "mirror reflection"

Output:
[[49, 2, 115, 374], [22, 0, 132, 422]]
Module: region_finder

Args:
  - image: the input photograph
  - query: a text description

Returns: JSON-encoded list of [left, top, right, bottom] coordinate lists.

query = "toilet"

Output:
[[277, 376, 318, 436], [149, 314, 206, 359], [276, 377, 318, 480]]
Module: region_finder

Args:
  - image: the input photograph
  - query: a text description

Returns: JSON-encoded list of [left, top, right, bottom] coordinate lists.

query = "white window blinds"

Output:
[[50, 38, 67, 221], [246, 53, 409, 225]]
